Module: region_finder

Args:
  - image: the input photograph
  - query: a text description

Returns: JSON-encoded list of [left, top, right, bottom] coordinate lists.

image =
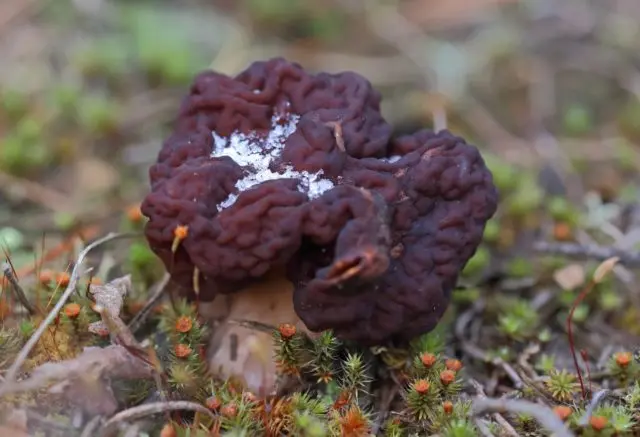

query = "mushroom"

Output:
[[141, 57, 498, 393]]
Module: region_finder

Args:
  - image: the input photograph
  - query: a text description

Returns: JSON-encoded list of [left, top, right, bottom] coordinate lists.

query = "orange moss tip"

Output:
[[0, 298, 11, 318], [614, 351, 633, 368], [126, 204, 143, 223], [174, 225, 189, 240], [221, 403, 238, 418], [174, 343, 192, 358], [55, 272, 70, 287], [333, 391, 351, 410], [413, 379, 430, 394], [64, 303, 81, 318], [553, 222, 573, 241], [276, 361, 300, 376], [93, 326, 110, 337], [439, 370, 456, 386], [175, 316, 193, 333], [318, 371, 333, 383], [171, 225, 189, 253], [590, 415, 608, 431], [160, 423, 177, 437], [127, 301, 144, 314], [420, 352, 437, 368], [38, 270, 54, 285], [278, 323, 296, 339], [242, 392, 258, 403], [339, 405, 370, 435], [205, 396, 221, 411], [553, 405, 573, 421], [443, 401, 454, 415], [445, 358, 463, 372]]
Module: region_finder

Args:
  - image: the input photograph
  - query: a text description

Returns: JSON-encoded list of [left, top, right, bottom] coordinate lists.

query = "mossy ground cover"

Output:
[[0, 1, 639, 436]]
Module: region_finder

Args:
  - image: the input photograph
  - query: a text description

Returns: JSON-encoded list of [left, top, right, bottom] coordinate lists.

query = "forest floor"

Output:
[[0, 1, 639, 436]]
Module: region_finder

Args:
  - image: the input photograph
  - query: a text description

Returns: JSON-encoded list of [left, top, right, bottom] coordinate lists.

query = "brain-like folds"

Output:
[[142, 57, 498, 345]]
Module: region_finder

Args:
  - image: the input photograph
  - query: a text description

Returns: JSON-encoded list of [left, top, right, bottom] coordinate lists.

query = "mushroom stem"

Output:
[[201, 271, 307, 396]]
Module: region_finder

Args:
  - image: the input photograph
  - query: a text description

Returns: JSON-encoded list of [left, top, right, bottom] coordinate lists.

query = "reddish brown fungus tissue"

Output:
[[141, 57, 498, 346]]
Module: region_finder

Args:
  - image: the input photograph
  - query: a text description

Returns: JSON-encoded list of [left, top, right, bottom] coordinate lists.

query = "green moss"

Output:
[[53, 212, 77, 231], [78, 95, 120, 133], [506, 257, 533, 278], [452, 287, 480, 304], [547, 196, 580, 225], [562, 104, 592, 136], [462, 246, 490, 277], [73, 37, 131, 79], [0, 118, 51, 175], [505, 175, 543, 216], [0, 89, 29, 120], [0, 227, 24, 251], [128, 242, 157, 270], [482, 219, 500, 244], [483, 154, 518, 193], [617, 98, 640, 140], [49, 84, 83, 116]]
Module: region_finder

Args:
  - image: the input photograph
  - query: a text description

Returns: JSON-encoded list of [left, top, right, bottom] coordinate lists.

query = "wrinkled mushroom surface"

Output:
[[141, 57, 498, 345]]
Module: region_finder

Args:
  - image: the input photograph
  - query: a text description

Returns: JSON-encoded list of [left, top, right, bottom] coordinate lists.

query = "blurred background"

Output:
[[0, 0, 639, 299]]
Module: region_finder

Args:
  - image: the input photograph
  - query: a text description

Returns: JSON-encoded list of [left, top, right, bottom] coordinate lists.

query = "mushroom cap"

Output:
[[141, 57, 498, 345]]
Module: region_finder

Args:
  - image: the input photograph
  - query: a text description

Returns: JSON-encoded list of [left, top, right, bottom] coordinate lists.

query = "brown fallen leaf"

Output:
[[399, 0, 517, 29], [0, 345, 155, 416], [553, 263, 586, 291], [0, 408, 29, 437]]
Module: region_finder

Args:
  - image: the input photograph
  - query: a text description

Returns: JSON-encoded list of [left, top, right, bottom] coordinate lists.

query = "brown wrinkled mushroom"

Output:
[[141, 57, 498, 393]]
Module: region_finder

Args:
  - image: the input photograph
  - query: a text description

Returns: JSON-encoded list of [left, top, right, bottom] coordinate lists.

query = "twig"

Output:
[[579, 389, 611, 426], [469, 379, 519, 437], [455, 300, 524, 388], [127, 273, 170, 334], [567, 279, 594, 401], [1, 232, 138, 384], [25, 408, 77, 432], [533, 241, 640, 265], [472, 397, 574, 437], [567, 257, 619, 402], [80, 415, 102, 437], [226, 318, 279, 334], [1, 261, 36, 315], [98, 401, 215, 437], [0, 171, 75, 213]]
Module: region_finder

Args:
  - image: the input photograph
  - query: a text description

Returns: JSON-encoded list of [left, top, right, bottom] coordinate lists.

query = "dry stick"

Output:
[[1, 261, 36, 315], [567, 257, 620, 402], [80, 416, 102, 437], [2, 232, 137, 384], [579, 389, 611, 426], [127, 272, 170, 334], [469, 379, 519, 437], [567, 279, 594, 401], [98, 401, 215, 437], [0, 171, 74, 213], [533, 241, 640, 266], [472, 397, 574, 437]]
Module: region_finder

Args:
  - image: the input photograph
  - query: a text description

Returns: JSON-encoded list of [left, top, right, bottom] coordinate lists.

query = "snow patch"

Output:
[[382, 155, 402, 163], [211, 113, 335, 211]]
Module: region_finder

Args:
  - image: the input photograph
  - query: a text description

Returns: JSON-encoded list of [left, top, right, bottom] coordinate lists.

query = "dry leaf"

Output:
[[0, 408, 29, 437], [593, 257, 619, 284], [88, 275, 130, 338], [400, 0, 517, 29], [553, 263, 586, 290], [0, 345, 154, 416]]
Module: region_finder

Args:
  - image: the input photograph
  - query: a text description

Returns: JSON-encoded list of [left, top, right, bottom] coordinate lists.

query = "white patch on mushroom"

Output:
[[211, 113, 334, 211], [382, 155, 402, 163]]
